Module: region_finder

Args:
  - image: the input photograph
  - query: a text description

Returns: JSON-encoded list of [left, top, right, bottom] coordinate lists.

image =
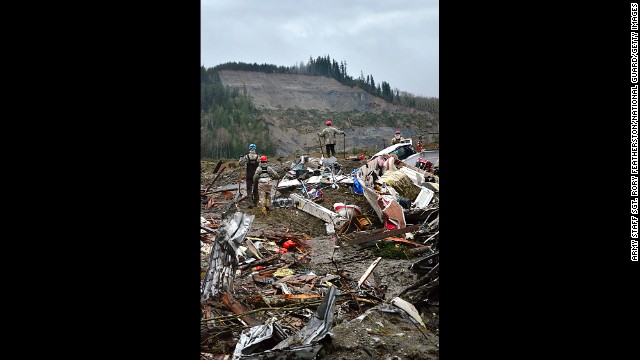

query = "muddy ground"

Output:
[[201, 156, 439, 359]]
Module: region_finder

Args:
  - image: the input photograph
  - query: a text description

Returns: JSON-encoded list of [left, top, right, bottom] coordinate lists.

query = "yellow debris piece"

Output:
[[273, 268, 295, 277]]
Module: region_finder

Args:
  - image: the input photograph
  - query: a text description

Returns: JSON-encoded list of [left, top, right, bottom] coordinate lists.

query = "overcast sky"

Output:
[[201, 0, 439, 98]]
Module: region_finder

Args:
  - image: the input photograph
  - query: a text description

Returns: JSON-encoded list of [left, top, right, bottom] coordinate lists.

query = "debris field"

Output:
[[200, 153, 439, 360]]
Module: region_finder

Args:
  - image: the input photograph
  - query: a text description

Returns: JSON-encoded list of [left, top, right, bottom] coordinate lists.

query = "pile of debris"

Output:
[[200, 151, 439, 359]]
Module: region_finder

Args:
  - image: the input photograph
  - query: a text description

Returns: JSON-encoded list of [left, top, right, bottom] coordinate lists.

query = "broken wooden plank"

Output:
[[238, 254, 280, 270], [282, 294, 321, 300], [212, 160, 223, 174], [200, 226, 217, 233], [222, 290, 259, 326], [354, 297, 378, 304], [205, 166, 226, 193], [385, 236, 423, 248], [246, 236, 268, 242], [357, 257, 382, 288], [348, 224, 421, 245]]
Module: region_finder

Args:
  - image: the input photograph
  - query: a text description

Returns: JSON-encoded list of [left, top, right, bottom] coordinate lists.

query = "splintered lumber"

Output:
[[222, 290, 259, 326], [385, 237, 423, 247], [349, 224, 421, 245], [354, 297, 378, 304], [205, 166, 227, 193], [212, 160, 223, 174], [357, 257, 382, 288], [238, 254, 280, 270], [282, 294, 321, 300], [200, 226, 217, 233]]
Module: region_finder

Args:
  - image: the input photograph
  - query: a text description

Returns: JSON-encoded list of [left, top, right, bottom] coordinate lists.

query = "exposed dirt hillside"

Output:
[[218, 70, 439, 157], [219, 70, 425, 114]]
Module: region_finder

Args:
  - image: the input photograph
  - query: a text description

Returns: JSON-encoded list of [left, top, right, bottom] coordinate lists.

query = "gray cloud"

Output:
[[202, 0, 439, 97]]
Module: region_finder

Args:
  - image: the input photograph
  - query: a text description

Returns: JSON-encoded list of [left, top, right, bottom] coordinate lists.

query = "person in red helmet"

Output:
[[251, 155, 279, 207], [318, 119, 345, 157], [391, 130, 405, 145]]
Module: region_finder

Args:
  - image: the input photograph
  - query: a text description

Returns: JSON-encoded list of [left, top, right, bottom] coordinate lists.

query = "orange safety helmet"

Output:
[[326, 121, 332, 126], [259, 155, 268, 162]]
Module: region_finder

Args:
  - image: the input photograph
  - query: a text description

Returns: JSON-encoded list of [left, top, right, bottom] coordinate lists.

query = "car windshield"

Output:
[[389, 145, 415, 160]]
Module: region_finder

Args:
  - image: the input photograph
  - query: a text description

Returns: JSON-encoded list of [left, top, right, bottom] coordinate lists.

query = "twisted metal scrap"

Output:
[[201, 211, 255, 302]]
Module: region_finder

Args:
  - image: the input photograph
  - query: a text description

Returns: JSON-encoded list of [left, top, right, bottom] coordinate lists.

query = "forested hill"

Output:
[[201, 59, 438, 160]]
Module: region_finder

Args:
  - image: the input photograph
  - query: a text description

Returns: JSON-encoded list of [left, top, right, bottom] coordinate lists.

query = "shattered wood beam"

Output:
[[385, 237, 424, 248], [349, 224, 421, 245], [357, 257, 382, 288], [282, 294, 321, 300], [200, 226, 217, 233], [246, 237, 268, 241], [200, 161, 223, 193], [222, 290, 259, 326], [238, 254, 280, 270], [212, 160, 223, 174], [290, 193, 346, 228]]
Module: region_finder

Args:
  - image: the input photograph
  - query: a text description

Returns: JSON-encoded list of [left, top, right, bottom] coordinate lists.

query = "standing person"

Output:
[[318, 120, 345, 157], [415, 136, 423, 152], [391, 130, 405, 145], [251, 155, 279, 208], [238, 144, 259, 198]]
